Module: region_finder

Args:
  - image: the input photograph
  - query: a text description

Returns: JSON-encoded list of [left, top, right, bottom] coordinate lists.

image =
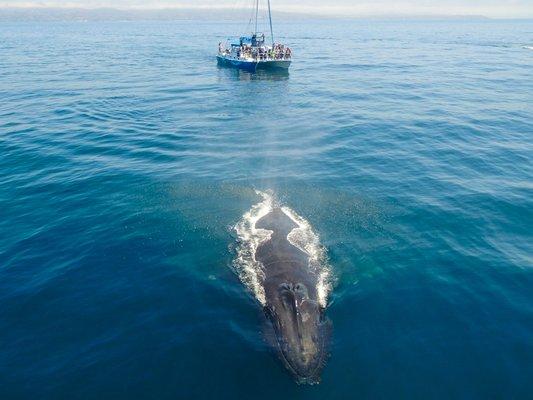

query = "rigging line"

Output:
[[245, 0, 256, 35], [267, 0, 274, 45], [233, 0, 249, 39]]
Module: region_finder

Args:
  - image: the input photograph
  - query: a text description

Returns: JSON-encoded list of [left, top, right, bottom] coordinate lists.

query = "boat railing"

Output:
[[218, 44, 292, 61]]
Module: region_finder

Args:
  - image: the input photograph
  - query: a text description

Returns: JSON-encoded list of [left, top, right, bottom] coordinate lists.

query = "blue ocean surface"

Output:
[[1, 19, 532, 399]]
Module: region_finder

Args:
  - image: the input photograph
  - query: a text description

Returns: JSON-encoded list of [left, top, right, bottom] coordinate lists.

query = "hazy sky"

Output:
[[1, 0, 532, 18]]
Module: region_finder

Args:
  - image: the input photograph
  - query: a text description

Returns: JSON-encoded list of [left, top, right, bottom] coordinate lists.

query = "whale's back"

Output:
[[256, 208, 310, 278]]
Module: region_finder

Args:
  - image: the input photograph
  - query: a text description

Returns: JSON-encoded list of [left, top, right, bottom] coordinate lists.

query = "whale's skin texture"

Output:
[[256, 208, 331, 384]]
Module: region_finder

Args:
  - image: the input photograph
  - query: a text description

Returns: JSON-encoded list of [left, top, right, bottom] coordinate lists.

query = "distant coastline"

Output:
[[0, 7, 503, 22]]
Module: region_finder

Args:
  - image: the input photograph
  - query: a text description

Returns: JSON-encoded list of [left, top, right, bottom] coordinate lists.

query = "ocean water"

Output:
[[1, 18, 532, 399]]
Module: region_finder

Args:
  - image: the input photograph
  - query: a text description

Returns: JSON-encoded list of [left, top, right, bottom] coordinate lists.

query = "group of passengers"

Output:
[[219, 42, 292, 61]]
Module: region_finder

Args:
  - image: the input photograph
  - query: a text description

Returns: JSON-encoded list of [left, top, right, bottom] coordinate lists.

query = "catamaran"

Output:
[[217, 0, 292, 72]]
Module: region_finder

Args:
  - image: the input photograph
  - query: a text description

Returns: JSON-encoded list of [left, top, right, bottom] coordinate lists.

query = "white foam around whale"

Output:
[[233, 190, 331, 308]]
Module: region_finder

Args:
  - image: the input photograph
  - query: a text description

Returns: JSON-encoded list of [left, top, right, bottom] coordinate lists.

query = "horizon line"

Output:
[[0, 5, 532, 20]]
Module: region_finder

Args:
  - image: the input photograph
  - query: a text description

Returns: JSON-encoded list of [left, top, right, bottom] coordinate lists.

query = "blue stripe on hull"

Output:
[[217, 56, 258, 72]]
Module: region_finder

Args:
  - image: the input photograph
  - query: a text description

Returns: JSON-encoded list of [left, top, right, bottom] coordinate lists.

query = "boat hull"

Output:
[[217, 55, 291, 72], [257, 60, 291, 70]]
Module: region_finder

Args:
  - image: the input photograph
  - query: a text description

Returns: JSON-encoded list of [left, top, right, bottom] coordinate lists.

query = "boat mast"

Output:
[[255, 0, 259, 35], [267, 0, 274, 46]]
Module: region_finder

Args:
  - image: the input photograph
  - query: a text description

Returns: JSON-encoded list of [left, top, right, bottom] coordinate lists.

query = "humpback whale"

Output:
[[255, 207, 331, 384]]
